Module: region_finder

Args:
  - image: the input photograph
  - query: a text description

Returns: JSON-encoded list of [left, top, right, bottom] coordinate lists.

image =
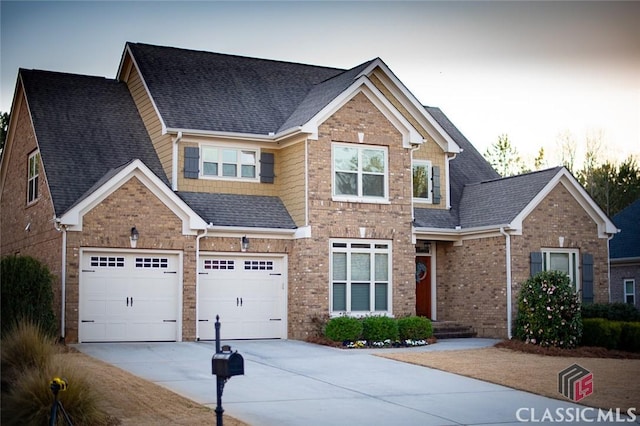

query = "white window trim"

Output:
[[542, 248, 580, 291], [27, 150, 40, 205], [624, 279, 636, 305], [412, 159, 432, 203], [331, 143, 389, 204], [329, 239, 393, 317], [200, 144, 260, 182]]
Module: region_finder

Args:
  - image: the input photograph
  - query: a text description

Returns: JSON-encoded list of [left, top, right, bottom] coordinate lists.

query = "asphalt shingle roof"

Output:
[[20, 69, 168, 216], [127, 43, 349, 135], [610, 198, 640, 259], [177, 192, 296, 229]]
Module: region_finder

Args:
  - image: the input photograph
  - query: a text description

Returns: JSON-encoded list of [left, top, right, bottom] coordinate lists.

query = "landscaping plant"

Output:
[[514, 270, 582, 349], [324, 316, 363, 342], [397, 316, 433, 340], [361, 315, 399, 342], [1, 255, 57, 337]]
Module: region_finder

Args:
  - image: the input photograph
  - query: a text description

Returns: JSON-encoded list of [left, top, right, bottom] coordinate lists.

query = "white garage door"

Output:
[[198, 255, 286, 340], [79, 251, 181, 342]]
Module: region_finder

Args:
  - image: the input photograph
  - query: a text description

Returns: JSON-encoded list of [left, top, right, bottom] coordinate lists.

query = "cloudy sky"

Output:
[[2, 1, 638, 167]]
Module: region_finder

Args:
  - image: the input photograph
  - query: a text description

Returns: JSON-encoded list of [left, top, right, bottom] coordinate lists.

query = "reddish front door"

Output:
[[415, 256, 431, 318]]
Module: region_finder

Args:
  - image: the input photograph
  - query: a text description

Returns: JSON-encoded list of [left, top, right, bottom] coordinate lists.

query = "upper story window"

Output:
[[412, 160, 432, 202], [332, 143, 387, 202], [201, 146, 257, 180], [27, 150, 40, 204], [542, 248, 580, 290]]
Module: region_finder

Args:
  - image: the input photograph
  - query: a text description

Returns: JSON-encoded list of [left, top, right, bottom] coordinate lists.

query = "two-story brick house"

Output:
[[0, 42, 617, 343]]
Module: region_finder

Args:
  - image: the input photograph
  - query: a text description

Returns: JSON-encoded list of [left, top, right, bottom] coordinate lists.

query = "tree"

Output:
[[557, 130, 577, 173], [533, 147, 546, 171], [484, 134, 527, 177], [577, 156, 640, 216], [0, 111, 9, 156]]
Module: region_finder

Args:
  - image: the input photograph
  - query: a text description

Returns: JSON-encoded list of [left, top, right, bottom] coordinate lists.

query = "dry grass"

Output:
[[66, 351, 248, 426], [378, 341, 640, 412]]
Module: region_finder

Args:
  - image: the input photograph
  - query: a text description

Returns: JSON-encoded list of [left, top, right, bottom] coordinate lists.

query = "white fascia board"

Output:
[[118, 45, 169, 135], [301, 76, 424, 148], [59, 159, 207, 233], [511, 168, 618, 238], [413, 223, 517, 241], [205, 225, 296, 239], [363, 60, 460, 154]]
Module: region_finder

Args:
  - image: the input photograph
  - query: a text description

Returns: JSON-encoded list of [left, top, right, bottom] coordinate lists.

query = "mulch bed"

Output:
[[495, 339, 640, 359]]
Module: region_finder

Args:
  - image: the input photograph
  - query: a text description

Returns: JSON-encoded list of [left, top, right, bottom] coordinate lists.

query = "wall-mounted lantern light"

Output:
[[130, 227, 139, 249], [241, 235, 249, 252]]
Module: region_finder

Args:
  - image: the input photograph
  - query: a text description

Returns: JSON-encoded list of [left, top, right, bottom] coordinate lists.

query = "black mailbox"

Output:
[[212, 350, 244, 378]]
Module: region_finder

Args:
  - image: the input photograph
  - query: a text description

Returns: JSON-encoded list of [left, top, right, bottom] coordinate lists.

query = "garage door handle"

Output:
[[199, 319, 209, 322], [164, 271, 177, 274], [163, 319, 177, 322], [269, 319, 281, 321], [270, 273, 281, 276], [126, 297, 129, 306], [237, 297, 243, 307], [81, 320, 95, 323], [131, 297, 133, 307]]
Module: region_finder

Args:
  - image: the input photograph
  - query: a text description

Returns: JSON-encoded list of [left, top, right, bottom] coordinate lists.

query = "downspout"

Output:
[[195, 225, 210, 340], [410, 144, 421, 223], [172, 131, 183, 191], [500, 227, 513, 339], [54, 220, 67, 341]]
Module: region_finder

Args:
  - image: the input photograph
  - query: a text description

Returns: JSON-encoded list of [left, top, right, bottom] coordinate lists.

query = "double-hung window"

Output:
[[202, 146, 257, 179], [542, 249, 580, 290], [331, 240, 391, 314], [412, 160, 431, 202], [624, 279, 636, 305], [333, 144, 387, 202], [27, 151, 40, 204]]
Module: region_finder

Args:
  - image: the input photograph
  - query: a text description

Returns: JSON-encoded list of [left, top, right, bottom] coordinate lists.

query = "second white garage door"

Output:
[[198, 255, 286, 340]]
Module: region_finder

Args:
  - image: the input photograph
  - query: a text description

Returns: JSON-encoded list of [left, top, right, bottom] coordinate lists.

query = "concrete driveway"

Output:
[[75, 339, 632, 425]]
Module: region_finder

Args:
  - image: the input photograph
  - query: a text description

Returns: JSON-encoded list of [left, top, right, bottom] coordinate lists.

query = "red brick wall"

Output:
[[0, 94, 63, 335], [288, 92, 416, 339]]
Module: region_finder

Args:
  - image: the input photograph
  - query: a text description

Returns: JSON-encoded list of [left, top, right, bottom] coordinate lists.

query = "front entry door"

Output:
[[415, 256, 431, 318]]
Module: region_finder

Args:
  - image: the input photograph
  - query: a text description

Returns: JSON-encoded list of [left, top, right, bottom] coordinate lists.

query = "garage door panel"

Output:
[[80, 252, 180, 343], [198, 256, 285, 340]]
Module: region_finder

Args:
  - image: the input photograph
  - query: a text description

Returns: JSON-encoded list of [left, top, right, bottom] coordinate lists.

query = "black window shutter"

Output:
[[260, 152, 275, 184], [530, 252, 543, 276], [184, 147, 199, 179], [431, 166, 441, 204], [582, 253, 594, 304]]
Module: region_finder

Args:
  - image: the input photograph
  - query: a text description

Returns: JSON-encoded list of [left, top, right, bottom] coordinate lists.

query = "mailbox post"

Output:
[[211, 315, 244, 426]]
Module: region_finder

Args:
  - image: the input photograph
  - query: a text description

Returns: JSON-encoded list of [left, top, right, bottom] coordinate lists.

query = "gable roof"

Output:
[[20, 69, 169, 217], [124, 42, 345, 135], [610, 198, 640, 259]]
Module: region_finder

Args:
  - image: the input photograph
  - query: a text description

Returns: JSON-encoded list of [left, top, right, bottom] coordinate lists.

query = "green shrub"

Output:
[[514, 270, 582, 349], [324, 316, 363, 342], [581, 318, 623, 349], [361, 316, 399, 342], [581, 303, 640, 322], [397, 316, 433, 340], [1, 355, 108, 426], [620, 322, 640, 352], [1, 320, 58, 391], [1, 256, 57, 337]]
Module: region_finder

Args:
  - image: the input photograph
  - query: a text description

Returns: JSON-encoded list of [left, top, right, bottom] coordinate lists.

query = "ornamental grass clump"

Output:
[[514, 270, 582, 349]]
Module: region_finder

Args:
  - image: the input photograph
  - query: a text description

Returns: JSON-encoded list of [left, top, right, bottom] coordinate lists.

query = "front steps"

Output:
[[432, 321, 477, 339]]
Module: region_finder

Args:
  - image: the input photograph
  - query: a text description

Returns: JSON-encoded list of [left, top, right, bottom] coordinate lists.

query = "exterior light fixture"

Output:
[[130, 227, 139, 248], [241, 236, 249, 252]]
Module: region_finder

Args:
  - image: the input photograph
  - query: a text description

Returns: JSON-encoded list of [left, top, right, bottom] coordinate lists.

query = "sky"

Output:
[[1, 1, 639, 168]]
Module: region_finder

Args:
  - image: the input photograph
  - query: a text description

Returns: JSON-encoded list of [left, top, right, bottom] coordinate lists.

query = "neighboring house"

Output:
[[609, 198, 640, 309], [0, 42, 618, 343]]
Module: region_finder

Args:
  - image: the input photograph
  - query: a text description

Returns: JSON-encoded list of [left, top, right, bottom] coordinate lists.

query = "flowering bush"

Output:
[[514, 270, 582, 349]]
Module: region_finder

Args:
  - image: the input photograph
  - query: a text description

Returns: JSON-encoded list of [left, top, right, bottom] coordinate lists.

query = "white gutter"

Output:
[[165, 126, 304, 142], [205, 226, 297, 237], [54, 219, 67, 340], [172, 131, 183, 191], [500, 227, 513, 339], [195, 225, 210, 340]]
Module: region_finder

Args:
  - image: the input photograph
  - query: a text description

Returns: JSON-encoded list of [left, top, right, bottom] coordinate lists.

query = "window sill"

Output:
[[331, 196, 390, 205]]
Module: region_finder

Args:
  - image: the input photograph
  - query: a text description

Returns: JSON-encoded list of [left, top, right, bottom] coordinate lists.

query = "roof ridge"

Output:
[[468, 166, 563, 186]]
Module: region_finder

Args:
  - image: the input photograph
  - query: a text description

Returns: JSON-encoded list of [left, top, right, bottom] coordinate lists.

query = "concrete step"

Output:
[[432, 321, 477, 339]]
